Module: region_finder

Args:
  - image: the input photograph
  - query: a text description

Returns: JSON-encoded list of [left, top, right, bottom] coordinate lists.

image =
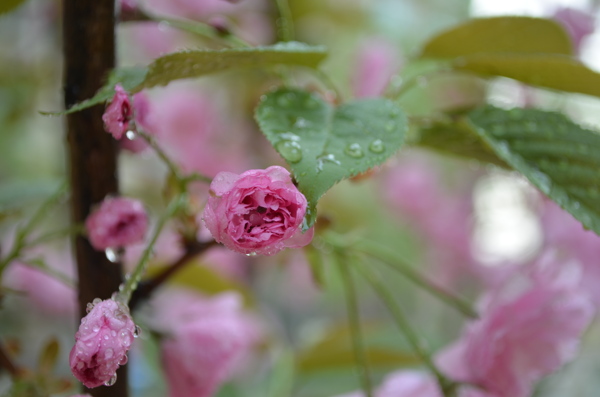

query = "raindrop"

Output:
[[93, 298, 102, 305], [344, 143, 364, 158], [277, 92, 294, 107], [86, 303, 94, 313], [369, 139, 385, 153], [125, 130, 136, 140], [134, 325, 142, 338], [92, 325, 100, 333], [105, 374, 117, 387], [120, 330, 132, 347], [105, 348, 114, 359], [316, 154, 341, 173], [385, 121, 395, 132], [276, 141, 303, 163], [105, 247, 124, 263], [572, 201, 581, 210], [119, 355, 128, 365], [294, 117, 310, 129], [278, 132, 300, 141], [245, 252, 257, 257]]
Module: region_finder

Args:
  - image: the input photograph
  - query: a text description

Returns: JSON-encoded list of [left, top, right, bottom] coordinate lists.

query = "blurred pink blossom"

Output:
[[85, 197, 148, 251], [2, 250, 76, 316], [541, 200, 600, 305], [146, 289, 260, 397], [332, 370, 443, 397], [119, 91, 156, 153], [70, 299, 137, 388], [203, 166, 313, 256], [437, 252, 594, 397], [102, 85, 132, 140], [552, 7, 596, 54], [352, 38, 401, 98]]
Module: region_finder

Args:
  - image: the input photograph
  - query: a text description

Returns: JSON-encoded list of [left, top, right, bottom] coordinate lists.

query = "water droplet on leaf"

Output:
[[345, 143, 364, 158], [369, 139, 385, 153], [385, 121, 395, 132], [276, 141, 303, 163]]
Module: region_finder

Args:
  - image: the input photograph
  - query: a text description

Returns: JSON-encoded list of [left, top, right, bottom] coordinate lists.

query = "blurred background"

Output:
[[1, 0, 600, 396]]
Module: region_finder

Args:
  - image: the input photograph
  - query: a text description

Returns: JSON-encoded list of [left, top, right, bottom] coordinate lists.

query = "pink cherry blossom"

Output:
[[69, 299, 137, 388], [102, 85, 132, 140], [145, 289, 261, 397], [85, 197, 148, 251], [332, 370, 444, 397], [352, 38, 401, 98], [436, 252, 594, 397], [120, 92, 155, 153], [203, 166, 313, 255]]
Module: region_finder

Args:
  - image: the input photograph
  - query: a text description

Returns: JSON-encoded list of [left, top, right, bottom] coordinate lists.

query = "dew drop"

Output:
[[119, 355, 128, 365], [278, 132, 300, 141], [105, 247, 123, 263], [277, 93, 294, 107], [105, 348, 114, 359], [105, 374, 117, 387], [344, 143, 364, 158], [294, 117, 310, 129], [369, 139, 385, 153], [86, 303, 94, 313], [120, 330, 132, 347], [134, 325, 142, 338], [245, 252, 257, 257], [276, 140, 303, 163], [385, 121, 395, 132], [92, 325, 100, 333], [125, 130, 137, 140], [316, 154, 341, 173]]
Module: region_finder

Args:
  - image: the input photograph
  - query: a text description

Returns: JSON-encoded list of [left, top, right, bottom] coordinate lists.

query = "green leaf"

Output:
[[146, 261, 254, 306], [266, 349, 296, 397], [419, 16, 573, 58], [42, 42, 327, 116], [452, 53, 600, 98], [467, 106, 600, 235], [138, 42, 326, 91], [303, 244, 326, 288], [417, 118, 509, 168], [40, 67, 147, 116], [0, 0, 27, 15], [297, 347, 419, 373], [256, 88, 407, 229], [37, 338, 59, 375]]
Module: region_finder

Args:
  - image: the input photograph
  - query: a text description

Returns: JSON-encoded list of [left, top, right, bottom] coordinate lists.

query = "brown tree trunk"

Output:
[[63, 1, 128, 396]]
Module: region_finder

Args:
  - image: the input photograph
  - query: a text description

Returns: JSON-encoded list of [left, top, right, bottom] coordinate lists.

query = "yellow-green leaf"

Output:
[[453, 53, 600, 98], [420, 16, 573, 58]]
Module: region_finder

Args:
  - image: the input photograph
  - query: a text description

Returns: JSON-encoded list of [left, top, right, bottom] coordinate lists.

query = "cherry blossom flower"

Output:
[[85, 197, 148, 251], [436, 252, 594, 397], [102, 85, 132, 140], [69, 299, 137, 388], [203, 166, 313, 255]]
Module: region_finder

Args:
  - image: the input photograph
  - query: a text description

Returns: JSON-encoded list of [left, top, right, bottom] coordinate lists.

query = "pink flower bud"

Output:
[[202, 166, 313, 255], [69, 299, 137, 388], [102, 85, 132, 140], [85, 197, 148, 251]]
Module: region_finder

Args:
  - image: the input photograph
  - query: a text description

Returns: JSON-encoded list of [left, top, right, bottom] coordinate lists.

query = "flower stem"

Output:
[[0, 181, 68, 273], [116, 194, 185, 305], [273, 0, 295, 42], [351, 257, 456, 395], [354, 240, 478, 319], [0, 339, 20, 378], [335, 250, 373, 397]]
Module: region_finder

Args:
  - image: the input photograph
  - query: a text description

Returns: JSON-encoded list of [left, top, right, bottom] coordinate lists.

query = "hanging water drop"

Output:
[[369, 139, 385, 153], [344, 143, 364, 158], [119, 355, 128, 365], [105, 374, 117, 387], [134, 325, 142, 338], [276, 141, 303, 163], [245, 252, 257, 257], [105, 247, 124, 263]]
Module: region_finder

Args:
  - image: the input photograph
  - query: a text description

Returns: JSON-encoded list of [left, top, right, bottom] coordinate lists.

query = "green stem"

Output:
[[0, 182, 68, 273], [116, 194, 184, 304], [21, 259, 76, 288], [355, 240, 478, 319], [335, 251, 373, 397], [351, 257, 456, 396], [27, 225, 85, 246], [273, 0, 294, 42]]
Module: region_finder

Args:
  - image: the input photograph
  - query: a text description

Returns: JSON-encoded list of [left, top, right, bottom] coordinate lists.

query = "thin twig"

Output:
[[0, 339, 20, 378], [335, 250, 373, 397]]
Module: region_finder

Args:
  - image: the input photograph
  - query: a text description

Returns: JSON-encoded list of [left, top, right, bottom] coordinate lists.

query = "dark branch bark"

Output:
[[63, 1, 128, 396]]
